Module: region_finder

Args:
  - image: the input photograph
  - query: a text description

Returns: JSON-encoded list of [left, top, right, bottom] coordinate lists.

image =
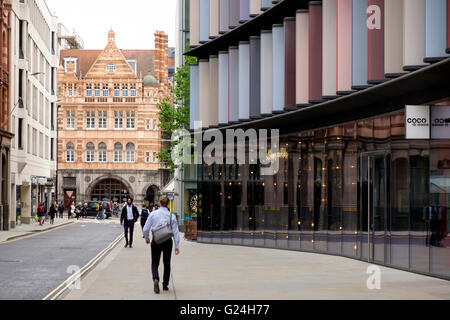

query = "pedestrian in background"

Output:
[[143, 196, 180, 294], [58, 202, 65, 219], [69, 201, 75, 220], [49, 203, 57, 225], [37, 202, 46, 226], [120, 197, 139, 248], [113, 202, 119, 217], [140, 204, 151, 238]]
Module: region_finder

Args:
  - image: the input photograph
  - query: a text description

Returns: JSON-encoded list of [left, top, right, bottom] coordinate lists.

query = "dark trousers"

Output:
[[140, 218, 147, 231], [151, 239, 173, 287], [124, 220, 135, 246]]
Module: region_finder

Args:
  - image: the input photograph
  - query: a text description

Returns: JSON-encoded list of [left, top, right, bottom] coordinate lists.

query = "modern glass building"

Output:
[[186, 0, 450, 279]]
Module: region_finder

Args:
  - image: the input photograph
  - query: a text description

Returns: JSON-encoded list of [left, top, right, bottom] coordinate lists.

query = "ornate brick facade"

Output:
[[57, 30, 172, 207]]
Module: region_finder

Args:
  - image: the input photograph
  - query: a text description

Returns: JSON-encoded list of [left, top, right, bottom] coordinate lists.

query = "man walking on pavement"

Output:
[[143, 196, 180, 294], [139, 204, 151, 238], [121, 196, 139, 248]]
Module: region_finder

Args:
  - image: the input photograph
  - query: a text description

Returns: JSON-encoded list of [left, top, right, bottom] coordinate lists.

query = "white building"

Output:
[[9, 0, 59, 226]]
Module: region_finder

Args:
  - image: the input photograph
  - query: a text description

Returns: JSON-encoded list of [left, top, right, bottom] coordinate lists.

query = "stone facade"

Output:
[[0, 0, 12, 230], [57, 30, 172, 208]]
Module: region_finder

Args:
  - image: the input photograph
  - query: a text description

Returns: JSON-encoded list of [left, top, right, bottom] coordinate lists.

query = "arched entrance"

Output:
[[90, 178, 130, 203], [145, 186, 159, 206]]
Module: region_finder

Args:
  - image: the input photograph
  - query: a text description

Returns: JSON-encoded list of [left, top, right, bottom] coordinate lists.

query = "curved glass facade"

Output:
[[193, 105, 450, 280]]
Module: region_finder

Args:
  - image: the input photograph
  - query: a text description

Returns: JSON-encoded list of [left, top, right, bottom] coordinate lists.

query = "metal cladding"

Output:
[[272, 24, 285, 113], [187, 0, 449, 127], [425, 0, 450, 62]]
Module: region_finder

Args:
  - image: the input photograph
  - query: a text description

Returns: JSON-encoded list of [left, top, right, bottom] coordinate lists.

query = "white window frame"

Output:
[[145, 152, 150, 163], [114, 151, 123, 163], [98, 117, 107, 129], [86, 151, 95, 163], [126, 118, 135, 130], [86, 118, 95, 130], [66, 150, 75, 163], [98, 151, 107, 163], [107, 64, 116, 73], [126, 151, 135, 163], [66, 118, 75, 130]]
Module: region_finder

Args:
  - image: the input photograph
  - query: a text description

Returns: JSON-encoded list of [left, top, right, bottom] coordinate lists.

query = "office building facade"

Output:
[[187, 0, 450, 279]]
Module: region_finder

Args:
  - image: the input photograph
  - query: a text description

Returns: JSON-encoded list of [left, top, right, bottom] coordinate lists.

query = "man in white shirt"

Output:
[[143, 195, 180, 294], [120, 197, 139, 248]]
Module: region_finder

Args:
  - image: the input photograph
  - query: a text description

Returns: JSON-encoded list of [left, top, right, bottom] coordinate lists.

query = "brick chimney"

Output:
[[154, 30, 169, 88]]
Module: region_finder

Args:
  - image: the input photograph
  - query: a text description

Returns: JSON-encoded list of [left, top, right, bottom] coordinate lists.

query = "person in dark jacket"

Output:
[[120, 197, 139, 248], [58, 202, 65, 219], [49, 203, 57, 225], [139, 204, 152, 238]]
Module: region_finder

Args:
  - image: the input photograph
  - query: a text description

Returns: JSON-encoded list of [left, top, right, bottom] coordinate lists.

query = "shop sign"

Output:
[[431, 106, 450, 139], [405, 105, 430, 139]]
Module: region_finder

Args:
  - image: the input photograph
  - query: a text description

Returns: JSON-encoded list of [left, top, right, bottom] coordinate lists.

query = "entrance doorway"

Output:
[[90, 178, 130, 203], [145, 186, 156, 205], [360, 152, 390, 264]]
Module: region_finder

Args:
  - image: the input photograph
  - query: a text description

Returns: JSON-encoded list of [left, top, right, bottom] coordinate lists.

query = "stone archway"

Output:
[[144, 185, 160, 206], [87, 176, 134, 203]]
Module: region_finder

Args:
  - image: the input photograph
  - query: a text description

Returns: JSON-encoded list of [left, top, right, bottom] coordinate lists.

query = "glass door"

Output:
[[360, 152, 389, 264]]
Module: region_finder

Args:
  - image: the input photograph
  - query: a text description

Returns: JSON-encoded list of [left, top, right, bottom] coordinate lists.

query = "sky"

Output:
[[45, 0, 177, 50]]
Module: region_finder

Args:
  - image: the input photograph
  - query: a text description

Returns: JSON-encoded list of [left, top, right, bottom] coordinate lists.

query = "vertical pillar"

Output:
[[323, 0, 337, 99], [367, 0, 386, 84], [209, 55, 219, 127], [424, 0, 450, 62], [10, 184, 16, 228], [250, 36, 261, 119], [228, 46, 239, 123], [261, 0, 273, 11], [219, 0, 230, 34], [272, 24, 285, 113], [210, 0, 220, 39], [284, 17, 296, 110], [296, 9, 309, 107], [238, 41, 250, 121], [261, 30, 273, 116], [190, 64, 199, 130], [218, 52, 229, 126], [352, 0, 369, 89], [199, 59, 210, 129], [337, 0, 354, 94], [250, 0, 262, 17], [239, 0, 250, 23], [403, 0, 426, 71], [190, 0, 200, 47], [384, 0, 405, 78], [21, 185, 31, 224], [199, 0, 210, 43], [308, 2, 323, 103], [229, 0, 240, 29]]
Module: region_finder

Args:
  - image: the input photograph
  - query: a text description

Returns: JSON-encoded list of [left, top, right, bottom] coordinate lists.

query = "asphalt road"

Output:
[[0, 220, 123, 300]]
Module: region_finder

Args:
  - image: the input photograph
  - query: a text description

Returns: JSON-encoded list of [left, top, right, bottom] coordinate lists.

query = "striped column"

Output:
[[229, 46, 239, 123], [229, 0, 240, 29], [190, 64, 199, 130], [261, 0, 274, 11], [219, 0, 230, 34], [272, 24, 285, 113], [367, 0, 386, 84], [238, 41, 250, 121], [284, 17, 296, 110], [352, 0, 369, 89], [403, 0, 426, 71], [199, 59, 210, 128], [199, 0, 210, 43], [250, 0, 262, 17], [218, 52, 229, 126], [239, 0, 251, 23], [337, 0, 353, 94], [296, 9, 309, 107], [448, 0, 450, 53], [309, 2, 323, 103], [384, 0, 405, 78], [261, 30, 273, 116], [323, 0, 337, 99], [250, 36, 261, 119], [425, 0, 450, 62], [209, 55, 219, 127], [210, 0, 220, 39], [190, 0, 200, 47]]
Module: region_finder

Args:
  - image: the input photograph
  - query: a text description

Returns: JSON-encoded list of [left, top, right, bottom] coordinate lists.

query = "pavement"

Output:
[[0, 217, 77, 243], [63, 228, 450, 300]]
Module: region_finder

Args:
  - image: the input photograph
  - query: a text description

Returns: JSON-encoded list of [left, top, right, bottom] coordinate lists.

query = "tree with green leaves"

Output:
[[157, 55, 197, 173]]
